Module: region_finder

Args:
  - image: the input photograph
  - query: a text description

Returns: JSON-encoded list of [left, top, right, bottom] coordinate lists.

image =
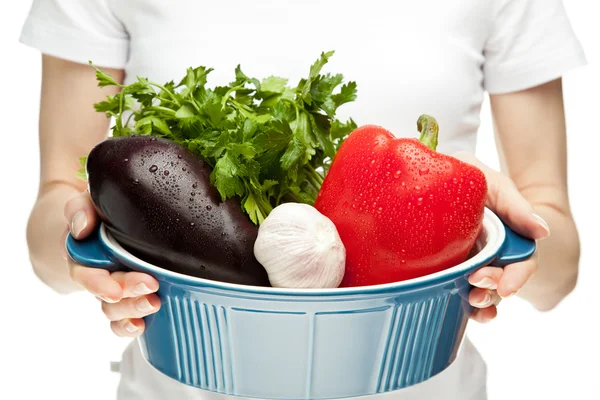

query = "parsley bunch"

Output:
[[91, 51, 357, 224]]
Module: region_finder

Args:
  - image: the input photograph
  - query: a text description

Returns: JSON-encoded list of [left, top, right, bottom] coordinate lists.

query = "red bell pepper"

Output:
[[314, 115, 488, 287]]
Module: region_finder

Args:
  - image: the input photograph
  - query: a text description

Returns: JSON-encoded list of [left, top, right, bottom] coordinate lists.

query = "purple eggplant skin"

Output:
[[85, 135, 271, 287]]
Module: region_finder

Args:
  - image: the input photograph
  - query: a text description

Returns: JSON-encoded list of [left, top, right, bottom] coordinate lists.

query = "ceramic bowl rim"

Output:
[[99, 207, 505, 296]]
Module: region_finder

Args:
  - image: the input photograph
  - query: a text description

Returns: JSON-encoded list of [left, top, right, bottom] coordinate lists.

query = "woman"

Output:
[[20, 0, 585, 399]]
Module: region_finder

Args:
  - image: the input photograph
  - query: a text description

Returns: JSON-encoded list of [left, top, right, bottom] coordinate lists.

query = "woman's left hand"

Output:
[[452, 152, 551, 323]]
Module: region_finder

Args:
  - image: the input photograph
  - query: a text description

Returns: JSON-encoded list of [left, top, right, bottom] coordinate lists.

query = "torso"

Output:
[[112, 0, 493, 155]]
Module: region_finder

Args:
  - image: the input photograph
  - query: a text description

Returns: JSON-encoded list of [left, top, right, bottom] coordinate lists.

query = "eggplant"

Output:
[[86, 136, 271, 287]]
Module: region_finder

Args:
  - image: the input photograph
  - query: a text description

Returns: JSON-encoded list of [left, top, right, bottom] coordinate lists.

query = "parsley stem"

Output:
[[284, 192, 302, 203], [190, 99, 201, 112], [124, 111, 135, 128], [253, 201, 273, 225], [157, 97, 178, 107], [304, 164, 324, 186], [221, 84, 247, 108], [261, 202, 273, 217], [117, 89, 126, 131], [306, 174, 321, 193], [231, 100, 254, 113], [149, 83, 180, 106], [147, 106, 177, 115], [281, 98, 300, 121]]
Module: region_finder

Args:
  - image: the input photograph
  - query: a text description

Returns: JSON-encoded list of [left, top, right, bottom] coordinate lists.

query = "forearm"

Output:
[[27, 183, 83, 294], [514, 181, 580, 309], [26, 55, 124, 293], [490, 78, 580, 311]]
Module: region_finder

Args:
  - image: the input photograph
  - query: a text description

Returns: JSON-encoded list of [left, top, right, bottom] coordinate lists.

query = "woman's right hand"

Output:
[[63, 191, 162, 337]]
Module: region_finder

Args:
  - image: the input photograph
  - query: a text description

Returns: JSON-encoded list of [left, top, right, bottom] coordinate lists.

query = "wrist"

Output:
[[26, 183, 84, 294], [519, 206, 580, 310], [38, 178, 86, 199]]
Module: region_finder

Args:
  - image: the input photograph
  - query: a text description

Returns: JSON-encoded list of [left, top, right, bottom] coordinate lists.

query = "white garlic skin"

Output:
[[253, 203, 346, 289]]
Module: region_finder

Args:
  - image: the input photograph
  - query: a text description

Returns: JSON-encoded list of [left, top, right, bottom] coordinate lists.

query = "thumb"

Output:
[[64, 190, 99, 240], [453, 151, 550, 241]]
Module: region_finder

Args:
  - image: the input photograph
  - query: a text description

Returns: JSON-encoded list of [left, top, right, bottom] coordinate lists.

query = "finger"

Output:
[[69, 263, 123, 302], [59, 225, 71, 262], [452, 151, 550, 240], [470, 305, 498, 324], [111, 318, 145, 337], [496, 256, 539, 298], [469, 288, 502, 308], [101, 294, 161, 321], [64, 191, 99, 240], [468, 266, 503, 289], [110, 271, 160, 298]]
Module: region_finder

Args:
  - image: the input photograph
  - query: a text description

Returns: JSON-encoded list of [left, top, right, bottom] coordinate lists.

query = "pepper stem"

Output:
[[417, 114, 439, 151]]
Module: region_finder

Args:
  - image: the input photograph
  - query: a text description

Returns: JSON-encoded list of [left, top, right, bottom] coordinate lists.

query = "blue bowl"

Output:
[[66, 208, 535, 399]]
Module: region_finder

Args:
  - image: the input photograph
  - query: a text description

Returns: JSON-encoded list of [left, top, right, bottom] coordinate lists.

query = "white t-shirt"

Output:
[[19, 1, 586, 399]]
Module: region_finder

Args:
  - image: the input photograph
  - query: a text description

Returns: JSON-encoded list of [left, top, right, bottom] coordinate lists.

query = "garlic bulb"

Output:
[[253, 203, 346, 289]]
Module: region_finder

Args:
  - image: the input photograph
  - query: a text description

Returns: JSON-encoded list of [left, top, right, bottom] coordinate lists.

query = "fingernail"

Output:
[[72, 211, 87, 238], [472, 277, 496, 289], [474, 292, 492, 307], [502, 291, 516, 299], [124, 321, 139, 333], [532, 213, 550, 237], [133, 283, 153, 295], [99, 296, 118, 304], [136, 298, 154, 312]]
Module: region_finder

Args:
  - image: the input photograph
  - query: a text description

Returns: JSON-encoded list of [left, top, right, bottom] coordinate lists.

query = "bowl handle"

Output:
[[493, 223, 537, 267], [65, 224, 129, 272]]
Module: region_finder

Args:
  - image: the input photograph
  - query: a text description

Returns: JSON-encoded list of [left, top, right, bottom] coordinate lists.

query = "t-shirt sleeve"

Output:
[[19, 0, 129, 69], [483, 0, 587, 94]]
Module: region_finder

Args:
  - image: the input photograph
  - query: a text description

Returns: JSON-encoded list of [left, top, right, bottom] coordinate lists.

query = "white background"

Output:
[[1, 1, 598, 399]]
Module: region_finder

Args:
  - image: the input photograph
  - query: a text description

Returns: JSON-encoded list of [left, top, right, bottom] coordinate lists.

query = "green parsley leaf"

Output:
[[176, 104, 196, 119], [89, 62, 123, 88], [211, 152, 246, 200], [331, 81, 358, 111], [258, 76, 288, 96], [298, 50, 335, 105], [135, 116, 172, 136], [76, 156, 88, 181]]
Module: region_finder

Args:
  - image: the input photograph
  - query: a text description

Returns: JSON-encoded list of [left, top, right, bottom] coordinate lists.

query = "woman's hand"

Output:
[[63, 191, 161, 337], [452, 151, 551, 323]]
